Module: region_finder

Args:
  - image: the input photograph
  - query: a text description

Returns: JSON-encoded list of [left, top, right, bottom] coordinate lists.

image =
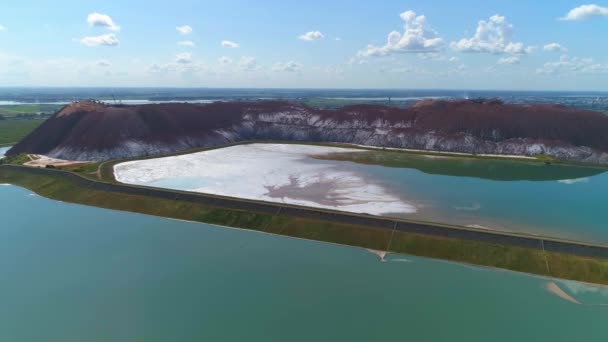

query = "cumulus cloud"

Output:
[[272, 61, 303, 72], [358, 10, 443, 57], [221, 40, 240, 48], [537, 55, 608, 75], [451, 15, 532, 54], [543, 42, 566, 52], [176, 25, 193, 35], [238, 56, 258, 71], [96, 60, 111, 67], [87, 13, 120, 31], [175, 52, 193, 64], [79, 33, 119, 47], [178, 40, 195, 47], [298, 31, 324, 41], [498, 56, 520, 64], [560, 4, 608, 20]]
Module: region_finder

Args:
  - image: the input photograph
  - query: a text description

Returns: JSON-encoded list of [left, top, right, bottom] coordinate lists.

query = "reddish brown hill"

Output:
[[7, 99, 608, 164]]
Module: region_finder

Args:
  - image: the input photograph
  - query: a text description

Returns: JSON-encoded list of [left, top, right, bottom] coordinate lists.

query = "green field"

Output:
[[0, 104, 61, 117], [1, 165, 608, 285], [0, 119, 44, 146]]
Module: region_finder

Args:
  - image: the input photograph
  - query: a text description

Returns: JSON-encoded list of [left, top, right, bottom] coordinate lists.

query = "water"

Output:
[[1, 88, 607, 112], [343, 153, 608, 244], [0, 185, 607, 341], [116, 144, 608, 245], [0, 146, 9, 158]]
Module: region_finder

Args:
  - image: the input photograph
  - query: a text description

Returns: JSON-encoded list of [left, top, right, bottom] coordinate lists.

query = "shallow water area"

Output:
[[114, 143, 608, 244], [114, 144, 417, 216]]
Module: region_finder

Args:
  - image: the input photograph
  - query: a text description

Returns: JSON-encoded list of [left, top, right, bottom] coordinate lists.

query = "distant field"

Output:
[[0, 104, 61, 117], [0, 119, 43, 146]]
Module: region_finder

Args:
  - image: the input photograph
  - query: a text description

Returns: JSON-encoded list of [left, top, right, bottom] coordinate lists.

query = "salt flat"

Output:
[[114, 144, 416, 216]]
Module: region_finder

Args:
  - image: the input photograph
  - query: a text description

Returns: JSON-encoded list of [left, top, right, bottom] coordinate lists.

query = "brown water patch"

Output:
[[264, 175, 370, 207]]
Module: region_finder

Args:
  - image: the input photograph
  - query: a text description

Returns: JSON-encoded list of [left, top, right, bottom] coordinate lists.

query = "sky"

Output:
[[1, 0, 608, 90]]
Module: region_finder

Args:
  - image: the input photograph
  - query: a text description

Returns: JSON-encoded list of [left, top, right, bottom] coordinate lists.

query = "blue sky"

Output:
[[1, 0, 608, 90]]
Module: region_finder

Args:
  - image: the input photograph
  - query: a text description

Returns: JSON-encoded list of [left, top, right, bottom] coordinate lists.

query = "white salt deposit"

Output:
[[114, 144, 416, 216]]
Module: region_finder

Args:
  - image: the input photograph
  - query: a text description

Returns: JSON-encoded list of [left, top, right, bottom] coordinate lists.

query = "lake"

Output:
[[1, 184, 607, 341], [114, 143, 608, 244], [0, 146, 9, 158]]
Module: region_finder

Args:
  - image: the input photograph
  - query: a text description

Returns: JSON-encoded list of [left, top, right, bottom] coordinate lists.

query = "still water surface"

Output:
[[0, 185, 607, 341]]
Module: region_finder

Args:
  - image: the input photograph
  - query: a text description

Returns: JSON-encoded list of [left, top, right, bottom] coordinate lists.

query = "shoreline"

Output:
[[348, 143, 539, 161], [2, 164, 608, 285], [5, 180, 608, 303], [113, 143, 418, 217]]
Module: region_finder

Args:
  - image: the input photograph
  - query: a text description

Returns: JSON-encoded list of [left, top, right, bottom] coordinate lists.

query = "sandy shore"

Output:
[[546, 281, 581, 304], [23, 154, 87, 168]]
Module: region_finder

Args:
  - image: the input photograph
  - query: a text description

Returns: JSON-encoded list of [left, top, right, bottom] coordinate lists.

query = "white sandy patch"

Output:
[[546, 281, 581, 304], [114, 144, 416, 216], [558, 177, 590, 185], [465, 224, 492, 230], [367, 249, 388, 261], [23, 154, 88, 168]]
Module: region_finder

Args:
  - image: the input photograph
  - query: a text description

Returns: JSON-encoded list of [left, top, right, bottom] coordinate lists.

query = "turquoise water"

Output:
[[0, 146, 9, 157], [125, 143, 608, 244], [346, 157, 608, 244], [1, 185, 607, 341]]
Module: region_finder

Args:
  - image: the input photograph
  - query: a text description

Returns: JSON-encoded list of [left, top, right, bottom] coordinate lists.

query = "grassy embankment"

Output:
[[1, 164, 608, 285]]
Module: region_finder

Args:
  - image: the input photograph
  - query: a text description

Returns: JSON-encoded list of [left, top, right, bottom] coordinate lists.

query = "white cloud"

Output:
[[178, 40, 195, 47], [79, 33, 119, 47], [176, 25, 193, 35], [543, 42, 566, 52], [87, 13, 120, 31], [298, 31, 324, 41], [175, 52, 193, 64], [498, 56, 520, 64], [380, 66, 415, 73], [537, 55, 608, 75], [149, 63, 176, 74], [218, 56, 233, 65], [417, 53, 460, 62], [560, 4, 608, 20], [273, 61, 303, 72], [451, 15, 532, 54], [96, 60, 111, 67], [0, 25, 6, 31], [358, 10, 443, 57], [221, 40, 240, 48], [238, 56, 258, 71]]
